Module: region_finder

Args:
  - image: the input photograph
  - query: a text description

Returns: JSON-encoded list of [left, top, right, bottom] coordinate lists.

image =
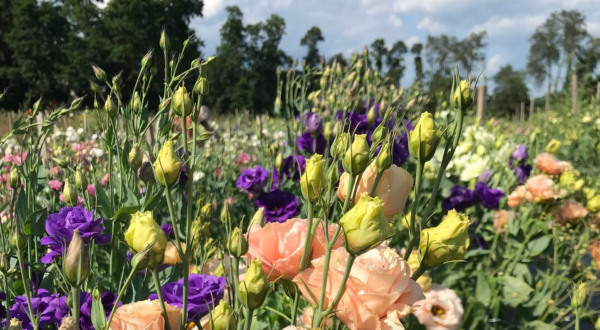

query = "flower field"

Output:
[[0, 34, 598, 330]]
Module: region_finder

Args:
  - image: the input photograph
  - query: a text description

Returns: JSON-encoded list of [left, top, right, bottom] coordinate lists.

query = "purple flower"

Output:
[[179, 164, 188, 187], [256, 189, 300, 223], [0, 292, 5, 318], [479, 170, 494, 183], [474, 182, 505, 210], [80, 292, 121, 330], [336, 110, 369, 134], [443, 186, 478, 211], [161, 223, 174, 238], [40, 207, 111, 264], [305, 112, 323, 134], [512, 144, 528, 161], [149, 274, 225, 322], [236, 166, 269, 193], [297, 132, 326, 154], [515, 164, 532, 184], [283, 155, 306, 181], [5, 289, 69, 330]]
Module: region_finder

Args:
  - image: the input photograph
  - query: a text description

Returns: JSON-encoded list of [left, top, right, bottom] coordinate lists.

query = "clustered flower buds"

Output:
[[410, 112, 442, 163]]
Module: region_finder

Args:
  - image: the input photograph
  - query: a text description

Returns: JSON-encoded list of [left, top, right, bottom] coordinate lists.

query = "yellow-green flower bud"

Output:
[[172, 86, 192, 117], [330, 132, 349, 159], [160, 30, 170, 51], [128, 144, 143, 171], [104, 97, 116, 119], [571, 282, 587, 309], [326, 163, 339, 185], [141, 51, 153, 69], [452, 80, 474, 111], [250, 207, 265, 227], [588, 195, 600, 213], [220, 200, 230, 224], [70, 97, 84, 110], [0, 253, 9, 274], [92, 64, 106, 81], [130, 244, 154, 272], [132, 92, 141, 114], [10, 227, 26, 250], [211, 300, 236, 330], [63, 181, 78, 207], [228, 227, 248, 258], [410, 112, 442, 163], [112, 72, 122, 89], [419, 210, 470, 267], [324, 122, 333, 142], [371, 123, 387, 146], [159, 97, 171, 112], [239, 259, 269, 309], [194, 77, 209, 95], [545, 139, 561, 154], [584, 188, 596, 201], [124, 211, 167, 268], [275, 153, 284, 173], [153, 141, 182, 186], [367, 106, 377, 126], [64, 229, 90, 286], [342, 134, 370, 176], [339, 194, 390, 255], [9, 167, 20, 190], [32, 98, 42, 113], [7, 318, 22, 330], [90, 81, 102, 94], [74, 168, 87, 190], [300, 154, 326, 203], [376, 144, 392, 171]]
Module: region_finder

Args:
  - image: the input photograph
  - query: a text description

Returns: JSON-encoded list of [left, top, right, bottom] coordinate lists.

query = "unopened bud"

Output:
[[371, 124, 387, 146], [342, 134, 370, 175], [141, 51, 153, 68], [228, 227, 248, 258], [90, 81, 102, 94], [159, 97, 171, 112], [194, 77, 209, 95], [324, 122, 333, 142], [376, 144, 393, 171], [33, 98, 42, 113], [92, 64, 107, 81], [10, 227, 26, 250], [74, 168, 87, 190], [104, 97, 117, 118], [63, 180, 78, 207], [172, 86, 192, 117], [132, 92, 141, 114], [275, 153, 284, 173], [70, 96, 84, 110], [9, 167, 20, 190], [452, 80, 474, 111], [128, 144, 143, 171], [220, 201, 230, 224], [250, 207, 265, 227], [239, 259, 269, 309], [211, 300, 236, 330], [0, 254, 9, 273], [131, 244, 154, 272], [160, 30, 170, 51]]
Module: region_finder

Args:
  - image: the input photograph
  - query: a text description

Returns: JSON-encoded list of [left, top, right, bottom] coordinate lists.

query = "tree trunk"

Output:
[[545, 82, 551, 120], [572, 73, 578, 115], [476, 85, 486, 124]]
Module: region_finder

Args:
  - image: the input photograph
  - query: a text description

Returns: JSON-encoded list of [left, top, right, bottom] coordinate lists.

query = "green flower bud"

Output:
[[74, 168, 87, 190], [104, 97, 116, 119], [419, 210, 470, 267], [339, 194, 390, 255], [93, 98, 100, 110], [545, 139, 561, 154], [0, 254, 9, 274], [330, 132, 349, 159], [112, 72, 122, 89], [7, 318, 22, 330], [64, 229, 90, 287], [211, 300, 236, 330], [9, 167, 20, 190], [194, 77, 209, 95], [90, 81, 102, 94], [250, 207, 265, 227], [371, 123, 387, 146], [63, 181, 78, 207], [367, 106, 377, 126], [132, 92, 141, 114], [376, 144, 393, 171], [153, 141, 182, 186], [128, 144, 143, 171], [452, 80, 474, 111], [239, 259, 269, 309], [228, 227, 248, 258], [342, 134, 370, 176], [324, 122, 334, 142], [141, 50, 153, 69], [275, 153, 284, 173], [572, 282, 587, 309], [130, 244, 154, 272], [300, 154, 326, 203], [70, 97, 85, 110], [92, 64, 107, 81], [220, 200, 230, 224], [10, 227, 26, 250], [159, 97, 171, 112], [326, 163, 339, 185], [160, 30, 170, 51], [172, 86, 192, 117], [410, 112, 442, 163], [33, 98, 42, 113]]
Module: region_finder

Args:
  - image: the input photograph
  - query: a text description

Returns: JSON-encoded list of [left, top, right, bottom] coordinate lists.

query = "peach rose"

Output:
[[589, 241, 600, 270], [163, 242, 185, 265], [493, 210, 513, 234], [413, 284, 463, 330], [109, 300, 181, 330], [246, 218, 342, 281], [294, 247, 424, 330], [535, 153, 571, 175], [525, 175, 557, 203], [507, 186, 526, 207], [555, 199, 588, 224], [338, 162, 413, 219]]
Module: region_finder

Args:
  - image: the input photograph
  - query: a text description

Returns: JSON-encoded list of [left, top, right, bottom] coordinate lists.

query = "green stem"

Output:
[[231, 257, 240, 311], [323, 254, 356, 315], [3, 275, 10, 328], [106, 268, 138, 329], [369, 170, 383, 197], [341, 175, 356, 214], [291, 289, 300, 326], [298, 203, 315, 272], [17, 248, 37, 330], [163, 186, 184, 263], [411, 264, 427, 281], [152, 270, 172, 330], [403, 161, 424, 260], [243, 307, 253, 330], [71, 286, 81, 328]]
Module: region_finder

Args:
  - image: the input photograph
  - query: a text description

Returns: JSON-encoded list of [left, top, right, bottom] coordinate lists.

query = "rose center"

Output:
[[431, 305, 446, 318]]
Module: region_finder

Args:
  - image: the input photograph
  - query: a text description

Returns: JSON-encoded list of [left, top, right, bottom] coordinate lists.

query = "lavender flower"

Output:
[[149, 274, 226, 322], [512, 144, 528, 161], [40, 207, 111, 264], [283, 155, 306, 181], [80, 292, 121, 330], [236, 166, 269, 193], [256, 189, 300, 223], [443, 186, 478, 211], [474, 182, 505, 210], [5, 289, 69, 330], [515, 164, 532, 184], [305, 112, 323, 134]]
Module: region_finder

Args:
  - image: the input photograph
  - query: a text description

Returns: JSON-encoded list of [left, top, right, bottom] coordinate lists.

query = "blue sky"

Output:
[[191, 0, 600, 97]]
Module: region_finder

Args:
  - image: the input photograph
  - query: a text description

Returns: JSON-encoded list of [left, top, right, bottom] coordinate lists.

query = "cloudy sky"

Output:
[[191, 0, 600, 97]]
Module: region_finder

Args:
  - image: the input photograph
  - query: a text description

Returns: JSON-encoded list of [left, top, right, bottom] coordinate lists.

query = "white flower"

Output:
[[193, 171, 205, 182], [90, 148, 104, 158], [413, 284, 464, 330], [77, 128, 84, 135], [459, 156, 488, 182]]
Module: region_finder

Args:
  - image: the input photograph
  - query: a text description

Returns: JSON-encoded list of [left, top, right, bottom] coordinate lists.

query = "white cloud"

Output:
[[471, 14, 545, 36], [387, 15, 402, 27], [416, 17, 447, 34], [204, 0, 227, 18], [486, 54, 504, 75], [406, 36, 421, 47]]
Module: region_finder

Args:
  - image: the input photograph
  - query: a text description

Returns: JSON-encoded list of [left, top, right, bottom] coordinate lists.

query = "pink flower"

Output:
[[294, 247, 424, 330], [493, 210, 513, 233], [100, 173, 110, 187], [87, 184, 96, 197], [525, 175, 557, 203], [535, 153, 570, 175], [72, 143, 82, 152], [507, 186, 526, 207], [413, 284, 464, 330], [247, 218, 343, 281], [50, 167, 64, 177], [226, 196, 234, 206], [48, 180, 63, 191], [238, 153, 252, 164], [215, 167, 222, 178], [0, 174, 7, 185], [555, 199, 588, 224]]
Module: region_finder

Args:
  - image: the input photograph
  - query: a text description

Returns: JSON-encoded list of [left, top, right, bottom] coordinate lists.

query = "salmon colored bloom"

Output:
[[246, 218, 342, 281], [493, 210, 513, 233], [555, 199, 588, 224], [525, 175, 557, 203], [589, 241, 600, 270], [109, 300, 181, 330], [534, 153, 570, 175], [338, 162, 413, 219], [507, 186, 526, 207], [294, 247, 424, 330]]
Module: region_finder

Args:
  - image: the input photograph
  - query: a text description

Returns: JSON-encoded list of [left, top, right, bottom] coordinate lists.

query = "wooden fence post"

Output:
[[572, 73, 578, 114], [476, 85, 487, 123], [520, 102, 525, 122], [36, 111, 48, 165], [545, 83, 550, 119], [529, 98, 534, 122]]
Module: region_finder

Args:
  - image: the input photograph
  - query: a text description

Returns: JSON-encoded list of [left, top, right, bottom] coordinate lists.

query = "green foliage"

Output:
[[489, 65, 530, 118]]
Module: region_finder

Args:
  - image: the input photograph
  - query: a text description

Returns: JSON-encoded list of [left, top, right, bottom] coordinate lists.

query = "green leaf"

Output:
[[114, 205, 141, 222], [465, 249, 490, 259], [142, 190, 164, 212], [508, 212, 519, 236], [91, 289, 107, 330], [475, 272, 491, 306], [95, 183, 114, 219], [15, 188, 27, 225], [527, 236, 551, 257], [527, 321, 557, 330], [502, 275, 533, 308], [25, 208, 47, 236], [39, 273, 54, 292]]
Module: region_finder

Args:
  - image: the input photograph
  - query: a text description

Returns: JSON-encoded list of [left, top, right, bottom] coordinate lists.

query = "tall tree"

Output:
[[527, 13, 560, 113], [385, 41, 407, 86], [490, 65, 529, 118], [410, 43, 423, 83], [558, 10, 587, 79], [300, 26, 324, 68], [370, 39, 387, 73], [328, 53, 348, 68], [452, 31, 487, 73]]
